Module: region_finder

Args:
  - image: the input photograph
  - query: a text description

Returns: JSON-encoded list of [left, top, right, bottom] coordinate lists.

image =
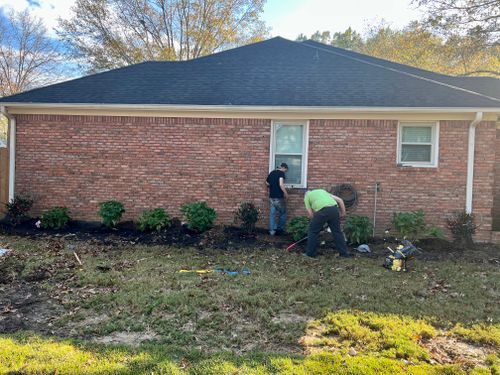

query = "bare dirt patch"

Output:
[[93, 330, 158, 346], [423, 335, 495, 368]]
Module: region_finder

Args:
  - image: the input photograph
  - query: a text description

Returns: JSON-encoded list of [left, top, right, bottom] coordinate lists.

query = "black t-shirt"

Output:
[[266, 170, 286, 198]]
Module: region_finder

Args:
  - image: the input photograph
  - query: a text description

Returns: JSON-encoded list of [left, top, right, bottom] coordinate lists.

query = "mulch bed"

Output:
[[1, 218, 498, 264]]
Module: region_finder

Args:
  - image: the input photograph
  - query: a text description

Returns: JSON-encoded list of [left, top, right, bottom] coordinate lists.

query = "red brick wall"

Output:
[[492, 127, 500, 231], [15, 115, 497, 241]]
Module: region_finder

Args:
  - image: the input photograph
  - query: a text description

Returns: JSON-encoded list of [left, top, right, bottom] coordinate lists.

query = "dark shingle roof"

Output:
[[1, 37, 499, 108]]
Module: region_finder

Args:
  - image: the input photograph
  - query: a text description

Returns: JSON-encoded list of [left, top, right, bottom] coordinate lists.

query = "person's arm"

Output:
[[331, 195, 346, 218], [304, 195, 313, 218], [306, 207, 314, 218], [279, 177, 288, 199]]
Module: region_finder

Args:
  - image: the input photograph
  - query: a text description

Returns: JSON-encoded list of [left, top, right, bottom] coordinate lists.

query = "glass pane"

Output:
[[401, 145, 431, 162], [275, 155, 302, 185], [402, 126, 432, 143], [275, 125, 303, 153]]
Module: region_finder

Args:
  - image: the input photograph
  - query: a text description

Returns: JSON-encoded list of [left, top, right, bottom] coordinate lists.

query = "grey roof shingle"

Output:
[[1, 37, 499, 108]]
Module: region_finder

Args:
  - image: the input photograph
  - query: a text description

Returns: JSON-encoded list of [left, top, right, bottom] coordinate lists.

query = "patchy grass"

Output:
[[0, 235, 499, 374]]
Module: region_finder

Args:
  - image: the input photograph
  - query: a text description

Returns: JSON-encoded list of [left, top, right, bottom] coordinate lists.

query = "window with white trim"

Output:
[[270, 121, 308, 188], [398, 122, 439, 167]]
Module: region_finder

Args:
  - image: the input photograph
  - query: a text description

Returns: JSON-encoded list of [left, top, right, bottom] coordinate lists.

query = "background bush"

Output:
[[392, 210, 442, 242], [286, 216, 310, 241], [41, 207, 71, 230], [344, 215, 373, 244], [98, 200, 125, 227], [180, 201, 216, 233], [234, 202, 260, 233], [447, 211, 477, 246], [137, 208, 171, 232], [6, 194, 34, 226]]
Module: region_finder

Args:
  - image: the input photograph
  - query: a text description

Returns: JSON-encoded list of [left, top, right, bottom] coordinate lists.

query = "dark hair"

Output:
[[280, 163, 288, 169]]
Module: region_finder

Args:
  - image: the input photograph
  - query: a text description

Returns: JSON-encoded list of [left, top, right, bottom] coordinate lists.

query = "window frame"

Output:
[[397, 121, 439, 168], [269, 120, 309, 188]]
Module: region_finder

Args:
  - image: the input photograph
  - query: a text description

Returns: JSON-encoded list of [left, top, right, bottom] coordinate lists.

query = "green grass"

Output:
[[0, 235, 499, 374]]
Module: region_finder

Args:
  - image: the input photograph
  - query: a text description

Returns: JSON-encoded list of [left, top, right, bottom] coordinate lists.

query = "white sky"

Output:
[[263, 0, 425, 39], [0, 0, 424, 39]]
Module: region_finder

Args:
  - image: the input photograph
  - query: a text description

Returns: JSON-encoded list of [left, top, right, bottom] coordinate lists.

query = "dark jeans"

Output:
[[306, 205, 349, 257]]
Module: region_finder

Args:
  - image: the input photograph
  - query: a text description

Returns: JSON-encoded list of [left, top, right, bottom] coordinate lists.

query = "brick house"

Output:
[[0, 37, 499, 241]]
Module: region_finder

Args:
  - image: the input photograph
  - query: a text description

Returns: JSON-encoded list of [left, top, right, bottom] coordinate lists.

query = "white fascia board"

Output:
[[1, 102, 500, 113]]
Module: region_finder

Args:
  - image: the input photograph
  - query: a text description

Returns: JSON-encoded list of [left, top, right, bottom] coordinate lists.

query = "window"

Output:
[[398, 122, 439, 167], [270, 121, 308, 188]]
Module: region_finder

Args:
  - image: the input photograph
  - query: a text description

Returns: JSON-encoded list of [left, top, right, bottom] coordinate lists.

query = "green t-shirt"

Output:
[[304, 189, 338, 212]]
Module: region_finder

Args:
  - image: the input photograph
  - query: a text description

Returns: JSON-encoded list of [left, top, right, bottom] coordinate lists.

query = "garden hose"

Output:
[[330, 183, 358, 212]]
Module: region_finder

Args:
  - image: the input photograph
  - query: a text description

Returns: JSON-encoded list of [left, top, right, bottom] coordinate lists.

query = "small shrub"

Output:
[[41, 207, 71, 230], [427, 226, 444, 239], [344, 215, 373, 244], [6, 194, 34, 226], [234, 202, 260, 233], [137, 208, 171, 232], [286, 216, 310, 241], [392, 210, 427, 241], [447, 211, 477, 246], [180, 201, 216, 233], [98, 200, 125, 227]]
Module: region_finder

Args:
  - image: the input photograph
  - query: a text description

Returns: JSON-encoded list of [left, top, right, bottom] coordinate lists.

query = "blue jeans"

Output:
[[269, 198, 287, 234]]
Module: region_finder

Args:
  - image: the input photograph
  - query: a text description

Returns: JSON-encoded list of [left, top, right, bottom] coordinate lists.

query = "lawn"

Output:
[[0, 233, 499, 374]]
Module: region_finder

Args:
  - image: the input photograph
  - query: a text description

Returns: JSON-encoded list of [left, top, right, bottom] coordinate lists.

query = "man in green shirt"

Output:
[[304, 189, 351, 258]]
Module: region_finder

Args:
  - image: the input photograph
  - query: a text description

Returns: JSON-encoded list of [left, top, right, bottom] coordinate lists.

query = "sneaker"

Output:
[[269, 230, 276, 236]]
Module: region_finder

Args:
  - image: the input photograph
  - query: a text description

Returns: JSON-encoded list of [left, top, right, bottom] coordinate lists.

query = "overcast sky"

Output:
[[0, 0, 424, 39]]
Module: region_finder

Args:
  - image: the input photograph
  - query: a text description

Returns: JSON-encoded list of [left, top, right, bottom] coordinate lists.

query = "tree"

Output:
[[57, 0, 269, 72], [362, 21, 499, 76], [331, 27, 363, 50], [414, 0, 500, 45], [0, 9, 61, 97], [295, 22, 499, 77]]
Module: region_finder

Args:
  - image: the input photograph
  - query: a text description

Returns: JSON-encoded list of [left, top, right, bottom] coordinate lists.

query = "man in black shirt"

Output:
[[266, 163, 288, 235]]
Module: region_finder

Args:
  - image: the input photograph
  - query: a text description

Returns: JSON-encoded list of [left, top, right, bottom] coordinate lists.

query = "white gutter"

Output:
[[0, 106, 15, 202], [1, 102, 500, 114], [465, 112, 483, 213]]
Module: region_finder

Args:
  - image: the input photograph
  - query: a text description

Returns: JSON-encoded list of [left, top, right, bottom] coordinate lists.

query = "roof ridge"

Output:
[[296, 40, 500, 104]]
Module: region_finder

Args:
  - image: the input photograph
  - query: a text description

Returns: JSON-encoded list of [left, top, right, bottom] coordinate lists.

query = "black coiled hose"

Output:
[[330, 183, 358, 211]]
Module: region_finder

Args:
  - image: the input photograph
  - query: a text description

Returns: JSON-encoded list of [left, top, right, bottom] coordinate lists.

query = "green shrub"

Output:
[[344, 215, 373, 244], [447, 211, 477, 246], [41, 207, 71, 230], [5, 194, 34, 226], [180, 201, 216, 233], [137, 208, 171, 232], [234, 202, 260, 233], [98, 200, 125, 227], [286, 216, 310, 241], [392, 210, 427, 241]]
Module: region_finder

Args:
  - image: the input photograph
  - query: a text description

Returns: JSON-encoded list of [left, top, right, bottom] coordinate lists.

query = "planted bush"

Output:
[[344, 215, 373, 244], [234, 202, 260, 233], [180, 201, 216, 233], [98, 200, 125, 227], [137, 208, 171, 232], [41, 207, 71, 230], [392, 210, 427, 241], [392, 210, 441, 242], [447, 211, 477, 246], [6, 194, 34, 226], [286, 216, 310, 241]]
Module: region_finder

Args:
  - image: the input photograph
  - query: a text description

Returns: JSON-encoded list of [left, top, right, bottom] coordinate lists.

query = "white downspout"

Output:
[[466, 112, 483, 214], [0, 106, 15, 202]]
